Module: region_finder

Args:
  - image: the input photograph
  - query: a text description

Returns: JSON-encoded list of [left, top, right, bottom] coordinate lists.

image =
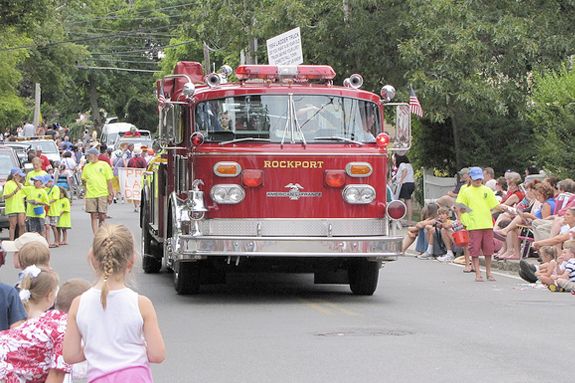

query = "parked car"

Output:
[[113, 130, 153, 151], [0, 147, 23, 230], [101, 122, 137, 147], [20, 139, 60, 163], [0, 142, 32, 165]]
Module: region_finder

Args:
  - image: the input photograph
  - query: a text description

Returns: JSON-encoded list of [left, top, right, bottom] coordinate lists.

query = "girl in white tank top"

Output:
[[63, 224, 165, 382]]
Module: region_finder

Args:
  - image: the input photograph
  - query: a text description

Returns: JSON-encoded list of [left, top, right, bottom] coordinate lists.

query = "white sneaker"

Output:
[[417, 253, 434, 260], [437, 254, 454, 262]]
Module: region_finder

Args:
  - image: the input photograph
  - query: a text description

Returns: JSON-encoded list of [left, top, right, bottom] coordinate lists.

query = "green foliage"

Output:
[[0, 94, 27, 128], [528, 64, 575, 178], [124, 93, 158, 133]]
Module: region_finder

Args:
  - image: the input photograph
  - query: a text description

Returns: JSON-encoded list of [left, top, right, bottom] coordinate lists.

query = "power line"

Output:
[[88, 40, 196, 56], [76, 65, 158, 73], [89, 59, 160, 65]]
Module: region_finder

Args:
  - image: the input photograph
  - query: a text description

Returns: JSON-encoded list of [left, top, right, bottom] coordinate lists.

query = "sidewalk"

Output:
[[397, 225, 538, 274]]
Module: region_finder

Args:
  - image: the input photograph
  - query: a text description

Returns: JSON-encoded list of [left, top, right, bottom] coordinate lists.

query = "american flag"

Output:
[[409, 87, 423, 118]]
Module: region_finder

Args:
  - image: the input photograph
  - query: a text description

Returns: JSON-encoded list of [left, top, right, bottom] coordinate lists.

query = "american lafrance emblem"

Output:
[[266, 183, 322, 200]]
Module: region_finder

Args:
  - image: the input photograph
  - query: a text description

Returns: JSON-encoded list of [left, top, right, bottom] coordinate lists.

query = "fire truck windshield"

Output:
[[195, 95, 380, 144]]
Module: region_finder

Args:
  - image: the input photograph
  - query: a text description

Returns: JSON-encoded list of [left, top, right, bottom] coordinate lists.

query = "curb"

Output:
[[405, 249, 539, 274]]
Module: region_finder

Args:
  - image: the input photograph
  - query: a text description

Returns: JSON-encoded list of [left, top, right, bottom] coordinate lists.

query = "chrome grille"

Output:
[[199, 219, 387, 237]]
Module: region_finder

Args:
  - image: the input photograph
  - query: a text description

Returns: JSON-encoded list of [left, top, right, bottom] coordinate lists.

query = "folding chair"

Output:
[[517, 224, 535, 259]]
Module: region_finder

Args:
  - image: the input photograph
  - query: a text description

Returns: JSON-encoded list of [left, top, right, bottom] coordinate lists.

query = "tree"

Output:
[[528, 64, 575, 178]]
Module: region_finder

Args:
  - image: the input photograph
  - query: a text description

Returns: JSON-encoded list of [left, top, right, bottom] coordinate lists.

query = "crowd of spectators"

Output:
[[406, 166, 575, 292]]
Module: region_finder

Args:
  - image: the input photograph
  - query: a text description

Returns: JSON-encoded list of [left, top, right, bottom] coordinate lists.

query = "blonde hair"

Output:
[[19, 267, 59, 312], [539, 246, 557, 262], [56, 278, 91, 313], [18, 242, 50, 269], [562, 240, 575, 254], [92, 224, 134, 309]]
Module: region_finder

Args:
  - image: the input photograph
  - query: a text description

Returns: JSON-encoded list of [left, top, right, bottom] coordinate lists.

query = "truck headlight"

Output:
[[210, 184, 245, 204], [342, 185, 376, 204]]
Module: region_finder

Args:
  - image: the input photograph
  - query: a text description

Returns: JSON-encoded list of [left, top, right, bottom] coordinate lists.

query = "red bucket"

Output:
[[452, 230, 469, 247]]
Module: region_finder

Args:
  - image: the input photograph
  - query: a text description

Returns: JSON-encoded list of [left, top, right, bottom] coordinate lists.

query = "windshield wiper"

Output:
[[219, 137, 271, 146], [314, 136, 364, 146]]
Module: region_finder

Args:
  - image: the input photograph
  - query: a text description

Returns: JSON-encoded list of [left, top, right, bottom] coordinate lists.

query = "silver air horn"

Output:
[[343, 74, 363, 89]]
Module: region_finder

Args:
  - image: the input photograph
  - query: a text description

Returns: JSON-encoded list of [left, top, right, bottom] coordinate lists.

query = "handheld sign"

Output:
[[266, 27, 303, 65]]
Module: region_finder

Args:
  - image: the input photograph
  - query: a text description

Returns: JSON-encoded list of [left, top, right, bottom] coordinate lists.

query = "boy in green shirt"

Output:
[[456, 167, 500, 282], [25, 175, 49, 237]]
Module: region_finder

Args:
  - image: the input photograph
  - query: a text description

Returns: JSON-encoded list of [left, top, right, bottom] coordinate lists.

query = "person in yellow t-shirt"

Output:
[[56, 187, 71, 245], [24, 175, 49, 237], [25, 157, 48, 186], [456, 167, 500, 282], [2, 168, 27, 240], [44, 175, 61, 248], [82, 147, 114, 234]]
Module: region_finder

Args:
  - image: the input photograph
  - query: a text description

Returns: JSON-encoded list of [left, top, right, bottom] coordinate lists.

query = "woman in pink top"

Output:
[[63, 224, 165, 382]]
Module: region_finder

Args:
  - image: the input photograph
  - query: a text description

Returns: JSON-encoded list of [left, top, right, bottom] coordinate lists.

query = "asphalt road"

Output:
[[1, 201, 573, 383]]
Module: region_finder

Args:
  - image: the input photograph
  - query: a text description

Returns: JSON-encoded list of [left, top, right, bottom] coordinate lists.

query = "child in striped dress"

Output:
[[57, 187, 71, 246]]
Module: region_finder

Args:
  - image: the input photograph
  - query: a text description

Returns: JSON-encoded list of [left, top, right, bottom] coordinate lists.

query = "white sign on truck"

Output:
[[266, 27, 303, 65]]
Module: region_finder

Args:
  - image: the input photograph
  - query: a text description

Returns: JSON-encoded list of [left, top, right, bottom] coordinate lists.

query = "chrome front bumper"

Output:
[[169, 234, 403, 260]]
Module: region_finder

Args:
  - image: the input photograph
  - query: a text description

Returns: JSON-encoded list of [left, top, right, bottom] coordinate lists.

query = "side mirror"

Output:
[[383, 103, 411, 152]]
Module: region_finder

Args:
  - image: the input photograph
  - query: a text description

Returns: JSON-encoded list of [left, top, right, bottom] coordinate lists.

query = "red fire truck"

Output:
[[140, 61, 411, 295]]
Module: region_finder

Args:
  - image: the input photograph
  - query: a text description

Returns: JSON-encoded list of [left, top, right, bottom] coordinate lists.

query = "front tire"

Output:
[[174, 261, 201, 295], [143, 255, 162, 274], [348, 260, 380, 296]]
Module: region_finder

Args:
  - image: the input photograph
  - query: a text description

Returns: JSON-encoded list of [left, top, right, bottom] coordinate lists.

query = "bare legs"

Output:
[[90, 212, 107, 235]]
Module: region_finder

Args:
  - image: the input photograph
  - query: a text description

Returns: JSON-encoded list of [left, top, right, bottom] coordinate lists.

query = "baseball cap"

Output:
[[469, 167, 484, 180], [133, 147, 142, 155], [1, 232, 49, 253], [44, 174, 54, 183], [86, 147, 99, 156], [32, 175, 45, 184], [10, 167, 25, 177]]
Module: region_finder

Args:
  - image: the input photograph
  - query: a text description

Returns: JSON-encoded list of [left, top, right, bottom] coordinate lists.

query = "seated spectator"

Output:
[[531, 178, 575, 242], [436, 168, 469, 208], [435, 207, 456, 262], [401, 203, 439, 253], [547, 240, 575, 292], [483, 167, 497, 191], [500, 172, 524, 207], [533, 246, 558, 287], [494, 176, 507, 202], [497, 182, 555, 259], [532, 207, 575, 252]]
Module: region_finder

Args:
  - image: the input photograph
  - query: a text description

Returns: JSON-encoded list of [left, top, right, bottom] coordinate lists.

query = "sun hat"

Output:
[[1, 232, 49, 253], [10, 167, 25, 177], [469, 167, 484, 181]]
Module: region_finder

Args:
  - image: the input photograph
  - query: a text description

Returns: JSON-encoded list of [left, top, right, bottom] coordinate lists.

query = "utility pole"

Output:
[[33, 83, 41, 128], [203, 42, 211, 73]]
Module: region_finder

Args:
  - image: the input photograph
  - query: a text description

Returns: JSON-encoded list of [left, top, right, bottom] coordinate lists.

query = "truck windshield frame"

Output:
[[194, 94, 380, 144]]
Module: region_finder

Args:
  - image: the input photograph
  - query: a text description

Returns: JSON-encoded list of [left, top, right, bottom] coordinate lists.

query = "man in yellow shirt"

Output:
[[82, 147, 114, 234], [456, 167, 500, 282]]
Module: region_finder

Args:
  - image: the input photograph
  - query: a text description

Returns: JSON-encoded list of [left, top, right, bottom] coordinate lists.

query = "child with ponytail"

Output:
[[0, 266, 75, 383], [63, 224, 165, 382]]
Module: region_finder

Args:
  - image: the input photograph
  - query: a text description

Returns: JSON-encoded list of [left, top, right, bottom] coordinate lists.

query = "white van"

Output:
[[101, 122, 136, 147]]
